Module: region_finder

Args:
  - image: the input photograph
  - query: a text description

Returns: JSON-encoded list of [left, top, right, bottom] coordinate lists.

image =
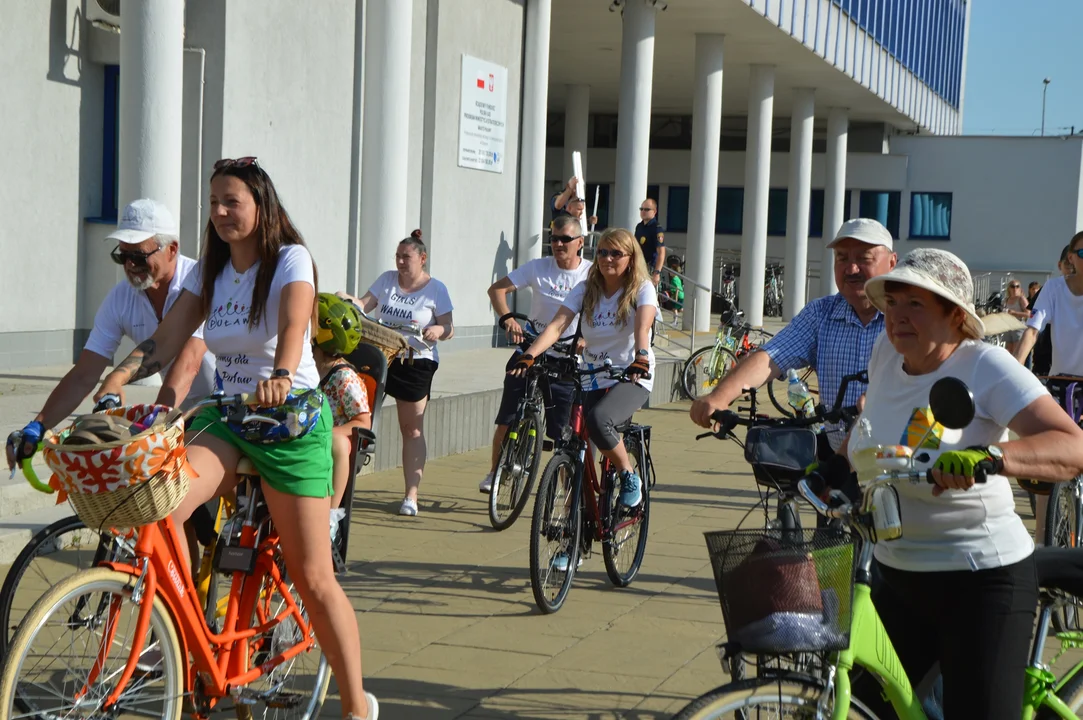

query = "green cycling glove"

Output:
[[934, 448, 998, 481]]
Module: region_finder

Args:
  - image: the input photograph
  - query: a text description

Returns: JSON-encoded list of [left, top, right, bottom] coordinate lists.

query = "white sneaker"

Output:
[[346, 692, 380, 720], [329, 508, 346, 541], [479, 472, 494, 494], [398, 498, 418, 516]]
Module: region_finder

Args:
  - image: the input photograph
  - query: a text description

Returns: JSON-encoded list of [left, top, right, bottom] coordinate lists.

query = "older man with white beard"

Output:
[[6, 199, 215, 469]]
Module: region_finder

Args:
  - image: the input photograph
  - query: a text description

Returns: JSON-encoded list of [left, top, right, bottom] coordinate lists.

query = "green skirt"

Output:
[[188, 398, 334, 498]]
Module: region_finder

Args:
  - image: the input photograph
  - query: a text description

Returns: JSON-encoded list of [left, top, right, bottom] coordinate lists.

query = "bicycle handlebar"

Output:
[[498, 312, 578, 359], [12, 393, 273, 494]]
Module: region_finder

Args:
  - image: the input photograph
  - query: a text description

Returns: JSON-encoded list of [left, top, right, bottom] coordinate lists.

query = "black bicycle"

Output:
[[529, 357, 655, 613], [486, 313, 576, 531]]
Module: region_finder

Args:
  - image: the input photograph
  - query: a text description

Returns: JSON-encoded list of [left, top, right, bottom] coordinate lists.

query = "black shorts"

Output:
[[385, 358, 438, 403], [495, 352, 574, 441]]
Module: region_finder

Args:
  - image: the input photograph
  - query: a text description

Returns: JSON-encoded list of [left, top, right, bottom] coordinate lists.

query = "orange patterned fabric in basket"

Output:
[[42, 404, 195, 501]]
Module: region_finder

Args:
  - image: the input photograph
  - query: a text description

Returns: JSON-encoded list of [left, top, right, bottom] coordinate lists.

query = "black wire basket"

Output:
[[704, 527, 855, 654]]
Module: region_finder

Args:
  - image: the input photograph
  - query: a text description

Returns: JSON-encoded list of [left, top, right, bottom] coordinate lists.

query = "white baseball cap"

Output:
[[107, 199, 179, 245], [826, 218, 894, 250]]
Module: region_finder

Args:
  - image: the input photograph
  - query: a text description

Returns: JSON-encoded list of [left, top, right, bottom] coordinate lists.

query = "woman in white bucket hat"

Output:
[[840, 247, 1083, 717]]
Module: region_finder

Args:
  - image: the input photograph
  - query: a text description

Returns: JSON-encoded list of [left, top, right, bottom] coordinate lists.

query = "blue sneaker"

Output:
[[618, 470, 643, 508], [552, 552, 583, 572]]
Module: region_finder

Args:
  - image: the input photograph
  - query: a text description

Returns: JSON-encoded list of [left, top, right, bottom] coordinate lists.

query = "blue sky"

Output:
[[963, 0, 1083, 135]]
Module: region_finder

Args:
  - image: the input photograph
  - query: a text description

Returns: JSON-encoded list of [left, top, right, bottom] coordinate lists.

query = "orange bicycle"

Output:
[[0, 394, 332, 719]]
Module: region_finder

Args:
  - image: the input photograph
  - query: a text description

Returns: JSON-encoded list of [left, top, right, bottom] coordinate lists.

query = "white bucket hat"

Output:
[[864, 248, 986, 339]]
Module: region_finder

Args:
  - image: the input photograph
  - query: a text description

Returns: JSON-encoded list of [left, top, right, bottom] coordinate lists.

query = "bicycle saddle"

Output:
[[1035, 546, 1083, 597], [236, 456, 258, 476]]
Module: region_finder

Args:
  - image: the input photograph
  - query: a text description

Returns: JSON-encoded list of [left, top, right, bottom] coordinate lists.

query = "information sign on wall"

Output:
[[458, 54, 508, 173]]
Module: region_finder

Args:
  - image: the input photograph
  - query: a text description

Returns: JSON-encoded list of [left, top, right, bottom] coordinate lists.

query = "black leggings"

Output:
[[853, 556, 1037, 719]]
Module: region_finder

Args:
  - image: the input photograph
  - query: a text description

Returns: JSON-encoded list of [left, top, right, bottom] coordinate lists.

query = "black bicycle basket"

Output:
[[704, 527, 855, 654], [744, 425, 819, 491]]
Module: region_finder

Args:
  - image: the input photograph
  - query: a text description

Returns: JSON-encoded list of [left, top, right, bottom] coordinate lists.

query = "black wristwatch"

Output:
[[272, 368, 292, 380]]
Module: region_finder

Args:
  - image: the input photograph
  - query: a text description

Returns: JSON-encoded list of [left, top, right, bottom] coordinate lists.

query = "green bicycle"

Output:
[[674, 377, 1083, 719]]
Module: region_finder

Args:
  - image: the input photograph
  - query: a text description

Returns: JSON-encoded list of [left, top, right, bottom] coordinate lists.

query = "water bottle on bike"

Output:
[[785, 369, 822, 432]]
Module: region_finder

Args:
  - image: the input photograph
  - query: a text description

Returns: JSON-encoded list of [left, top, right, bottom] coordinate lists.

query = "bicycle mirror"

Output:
[[928, 377, 975, 430]]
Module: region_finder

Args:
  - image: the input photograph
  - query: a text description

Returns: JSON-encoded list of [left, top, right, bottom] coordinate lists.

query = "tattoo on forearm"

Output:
[[115, 339, 163, 383]]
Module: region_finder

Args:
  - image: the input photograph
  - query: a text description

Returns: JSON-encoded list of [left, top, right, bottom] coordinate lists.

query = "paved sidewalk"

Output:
[[332, 400, 745, 718]]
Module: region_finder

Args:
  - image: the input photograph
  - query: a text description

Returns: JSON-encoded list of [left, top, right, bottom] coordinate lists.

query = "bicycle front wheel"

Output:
[[0, 567, 184, 719], [489, 388, 545, 531], [529, 452, 581, 614], [671, 675, 878, 720], [682, 346, 739, 400], [603, 434, 650, 587], [0, 514, 125, 658]]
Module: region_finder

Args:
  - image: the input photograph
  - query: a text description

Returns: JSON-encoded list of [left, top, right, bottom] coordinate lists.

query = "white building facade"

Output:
[[1, 0, 1078, 369]]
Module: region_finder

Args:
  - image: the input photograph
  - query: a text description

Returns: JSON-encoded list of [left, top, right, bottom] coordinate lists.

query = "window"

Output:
[[910, 192, 952, 239], [716, 188, 743, 235], [809, 189, 825, 237], [91, 65, 120, 222], [585, 183, 611, 231], [666, 186, 689, 233], [545, 112, 565, 148], [767, 189, 788, 236], [858, 190, 901, 238]]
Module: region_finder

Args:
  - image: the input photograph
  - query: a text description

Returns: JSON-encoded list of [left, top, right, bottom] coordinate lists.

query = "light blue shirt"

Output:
[[763, 294, 883, 446]]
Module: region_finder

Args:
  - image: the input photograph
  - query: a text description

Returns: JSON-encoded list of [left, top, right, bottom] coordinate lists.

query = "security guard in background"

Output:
[[634, 198, 665, 285]]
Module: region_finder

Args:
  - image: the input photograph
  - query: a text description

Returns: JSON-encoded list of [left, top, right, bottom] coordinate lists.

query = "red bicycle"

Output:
[[529, 358, 655, 614]]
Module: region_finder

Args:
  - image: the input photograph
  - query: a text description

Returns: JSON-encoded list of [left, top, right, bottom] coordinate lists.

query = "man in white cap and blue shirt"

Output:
[[691, 217, 898, 446], [5, 198, 216, 468]]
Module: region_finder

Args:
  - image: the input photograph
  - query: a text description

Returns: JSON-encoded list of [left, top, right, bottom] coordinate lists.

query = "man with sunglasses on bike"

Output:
[[479, 215, 592, 493], [5, 198, 215, 469]]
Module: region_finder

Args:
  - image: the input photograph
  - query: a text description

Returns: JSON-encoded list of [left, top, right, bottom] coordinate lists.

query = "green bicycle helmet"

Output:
[[315, 292, 362, 357]]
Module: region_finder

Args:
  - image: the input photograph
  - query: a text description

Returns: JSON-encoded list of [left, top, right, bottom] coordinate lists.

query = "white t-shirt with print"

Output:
[[182, 244, 320, 396], [561, 280, 658, 392], [506, 256, 592, 343], [366, 271, 454, 363], [1026, 275, 1083, 376], [856, 335, 1045, 573], [85, 254, 216, 404]]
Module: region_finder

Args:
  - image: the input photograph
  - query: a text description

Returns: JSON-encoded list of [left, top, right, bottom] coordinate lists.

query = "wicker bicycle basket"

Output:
[[359, 316, 411, 364], [704, 527, 855, 654], [42, 404, 192, 531]]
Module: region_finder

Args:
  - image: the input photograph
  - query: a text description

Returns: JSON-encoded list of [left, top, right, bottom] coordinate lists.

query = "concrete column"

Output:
[[783, 88, 815, 320], [684, 34, 725, 333], [613, 0, 657, 229], [346, 0, 365, 296], [821, 107, 849, 297], [118, 0, 184, 219], [562, 84, 590, 183], [359, 0, 412, 292], [739, 65, 775, 328], [515, 0, 553, 272]]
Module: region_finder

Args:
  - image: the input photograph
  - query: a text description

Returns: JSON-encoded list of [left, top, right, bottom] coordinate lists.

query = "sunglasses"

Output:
[[1009, 284, 1021, 289], [639, 207, 653, 212], [111, 245, 161, 268], [213, 156, 259, 171], [1074, 249, 1083, 259], [596, 248, 628, 259], [550, 235, 582, 244]]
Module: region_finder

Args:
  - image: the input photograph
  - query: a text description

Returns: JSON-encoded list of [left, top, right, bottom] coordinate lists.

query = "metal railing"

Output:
[[656, 267, 712, 359]]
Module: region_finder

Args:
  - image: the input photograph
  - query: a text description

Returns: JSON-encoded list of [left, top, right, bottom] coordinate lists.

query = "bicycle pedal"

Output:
[[267, 692, 306, 709]]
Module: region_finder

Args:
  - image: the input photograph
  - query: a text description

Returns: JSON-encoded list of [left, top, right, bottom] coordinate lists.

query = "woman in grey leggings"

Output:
[[509, 227, 659, 509]]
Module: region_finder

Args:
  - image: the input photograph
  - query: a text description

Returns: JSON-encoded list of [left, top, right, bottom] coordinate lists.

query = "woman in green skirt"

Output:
[[97, 158, 378, 720]]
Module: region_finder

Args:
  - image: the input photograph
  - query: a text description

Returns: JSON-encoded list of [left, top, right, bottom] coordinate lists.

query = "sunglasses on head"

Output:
[[550, 235, 581, 244], [213, 156, 259, 171], [596, 248, 627, 259], [110, 245, 161, 268]]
